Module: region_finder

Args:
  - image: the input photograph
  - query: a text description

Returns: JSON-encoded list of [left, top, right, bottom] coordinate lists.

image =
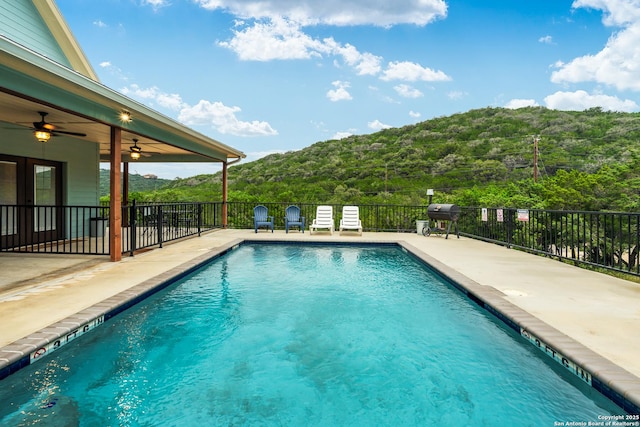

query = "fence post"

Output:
[[507, 208, 513, 249], [130, 200, 137, 257], [158, 205, 164, 248], [197, 203, 202, 236]]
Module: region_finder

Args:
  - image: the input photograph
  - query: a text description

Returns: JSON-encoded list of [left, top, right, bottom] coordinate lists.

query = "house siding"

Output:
[[63, 141, 100, 206], [0, 0, 71, 68]]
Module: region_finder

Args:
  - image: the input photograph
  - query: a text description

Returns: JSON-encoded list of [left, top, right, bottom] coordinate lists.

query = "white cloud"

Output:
[[326, 80, 353, 101], [217, 17, 325, 61], [121, 84, 181, 106], [573, 0, 640, 26], [326, 40, 382, 75], [142, 0, 169, 9], [156, 92, 186, 111], [121, 85, 186, 111], [551, 1, 640, 91], [381, 61, 451, 82], [505, 99, 539, 109], [217, 13, 447, 83], [394, 84, 423, 98], [121, 84, 278, 136], [93, 20, 107, 28], [196, 0, 447, 27], [99, 61, 131, 82], [543, 90, 638, 112], [409, 110, 421, 118], [368, 119, 392, 130], [333, 131, 354, 139], [538, 35, 553, 44], [447, 90, 467, 100], [218, 19, 385, 78], [179, 100, 278, 136]]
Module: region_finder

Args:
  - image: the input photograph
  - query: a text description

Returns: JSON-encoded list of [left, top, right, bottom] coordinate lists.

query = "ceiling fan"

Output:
[[129, 138, 152, 160], [32, 111, 87, 141]]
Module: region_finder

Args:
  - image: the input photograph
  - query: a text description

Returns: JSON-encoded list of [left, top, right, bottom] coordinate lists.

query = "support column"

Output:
[[109, 127, 122, 261], [222, 161, 228, 228]]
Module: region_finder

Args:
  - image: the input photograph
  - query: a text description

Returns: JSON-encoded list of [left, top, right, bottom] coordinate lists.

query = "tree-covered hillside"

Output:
[[99, 169, 171, 197], [116, 107, 640, 211]]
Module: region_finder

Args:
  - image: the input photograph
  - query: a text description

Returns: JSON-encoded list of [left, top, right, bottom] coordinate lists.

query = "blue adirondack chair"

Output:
[[254, 205, 274, 233], [284, 205, 305, 233]]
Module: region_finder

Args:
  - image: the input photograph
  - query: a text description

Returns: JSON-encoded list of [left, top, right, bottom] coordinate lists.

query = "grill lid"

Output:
[[427, 204, 460, 221]]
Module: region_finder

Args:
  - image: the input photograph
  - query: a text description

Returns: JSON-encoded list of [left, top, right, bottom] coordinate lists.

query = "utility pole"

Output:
[[385, 163, 388, 193], [533, 135, 540, 183]]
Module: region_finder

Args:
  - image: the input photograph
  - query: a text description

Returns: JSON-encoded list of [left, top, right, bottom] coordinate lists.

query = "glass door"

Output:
[[26, 159, 63, 245], [33, 164, 57, 233], [0, 155, 62, 248]]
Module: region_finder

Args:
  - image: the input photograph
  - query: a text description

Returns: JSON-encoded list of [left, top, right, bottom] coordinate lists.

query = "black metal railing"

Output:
[[457, 207, 640, 277], [122, 201, 220, 255], [4, 201, 640, 277], [225, 202, 640, 277], [225, 202, 429, 232], [0, 205, 109, 255], [0, 202, 220, 256]]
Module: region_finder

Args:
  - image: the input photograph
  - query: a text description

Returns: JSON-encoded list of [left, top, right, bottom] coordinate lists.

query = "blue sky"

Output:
[[57, 0, 640, 179]]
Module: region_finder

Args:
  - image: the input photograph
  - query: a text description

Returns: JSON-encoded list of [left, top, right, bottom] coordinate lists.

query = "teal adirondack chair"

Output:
[[254, 205, 274, 233], [284, 205, 305, 233]]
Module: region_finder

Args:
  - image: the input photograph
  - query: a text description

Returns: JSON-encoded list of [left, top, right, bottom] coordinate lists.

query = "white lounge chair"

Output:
[[339, 205, 362, 235], [310, 205, 334, 234]]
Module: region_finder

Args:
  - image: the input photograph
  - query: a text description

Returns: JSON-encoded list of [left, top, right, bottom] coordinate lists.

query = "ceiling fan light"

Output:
[[34, 129, 51, 143], [130, 139, 142, 160]]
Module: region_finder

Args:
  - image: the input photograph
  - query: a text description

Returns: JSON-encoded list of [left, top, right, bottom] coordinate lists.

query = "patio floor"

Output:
[[1, 229, 639, 411]]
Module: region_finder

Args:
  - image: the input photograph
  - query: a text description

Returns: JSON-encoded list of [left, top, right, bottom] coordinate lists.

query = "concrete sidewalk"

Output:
[[0, 229, 639, 411]]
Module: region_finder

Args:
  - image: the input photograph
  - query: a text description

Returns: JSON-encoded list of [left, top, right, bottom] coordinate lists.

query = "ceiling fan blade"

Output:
[[52, 130, 87, 137], [33, 121, 56, 130], [29, 112, 85, 137]]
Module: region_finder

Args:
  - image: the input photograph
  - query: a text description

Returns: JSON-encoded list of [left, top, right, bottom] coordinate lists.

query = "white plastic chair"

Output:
[[339, 206, 362, 235], [310, 205, 334, 234]]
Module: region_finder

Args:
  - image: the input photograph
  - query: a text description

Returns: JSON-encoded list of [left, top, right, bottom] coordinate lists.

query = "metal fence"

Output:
[[0, 202, 220, 256], [457, 207, 640, 277], [121, 201, 220, 255], [226, 202, 429, 232], [0, 205, 109, 255], [4, 201, 640, 277], [227, 202, 640, 277]]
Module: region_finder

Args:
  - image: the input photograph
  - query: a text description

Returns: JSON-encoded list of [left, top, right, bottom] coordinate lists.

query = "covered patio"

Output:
[[1, 31, 245, 261]]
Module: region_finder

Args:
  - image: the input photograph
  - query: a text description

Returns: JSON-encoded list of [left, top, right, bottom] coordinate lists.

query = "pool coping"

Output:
[[0, 238, 638, 415]]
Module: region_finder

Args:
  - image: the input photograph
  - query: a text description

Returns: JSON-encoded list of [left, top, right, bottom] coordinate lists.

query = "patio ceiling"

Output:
[[0, 35, 245, 164], [0, 92, 211, 163]]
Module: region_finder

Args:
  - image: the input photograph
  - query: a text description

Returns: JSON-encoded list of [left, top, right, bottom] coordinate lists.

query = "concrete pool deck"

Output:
[[0, 229, 639, 412]]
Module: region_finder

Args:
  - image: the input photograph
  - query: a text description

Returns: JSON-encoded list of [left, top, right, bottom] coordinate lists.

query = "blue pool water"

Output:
[[0, 244, 621, 425]]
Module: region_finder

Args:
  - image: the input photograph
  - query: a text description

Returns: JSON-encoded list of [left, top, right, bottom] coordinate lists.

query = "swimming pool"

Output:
[[0, 243, 624, 425]]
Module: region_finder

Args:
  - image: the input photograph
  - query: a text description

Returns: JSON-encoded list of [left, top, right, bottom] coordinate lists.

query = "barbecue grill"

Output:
[[426, 204, 460, 239]]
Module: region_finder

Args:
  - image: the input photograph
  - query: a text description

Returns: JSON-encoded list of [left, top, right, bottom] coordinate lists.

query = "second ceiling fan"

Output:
[[32, 111, 87, 139]]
